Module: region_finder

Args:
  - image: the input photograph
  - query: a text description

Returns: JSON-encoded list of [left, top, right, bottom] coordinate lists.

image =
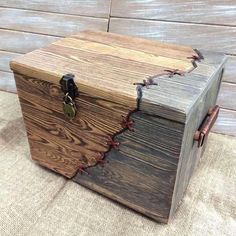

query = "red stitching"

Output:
[[133, 78, 157, 89], [121, 115, 134, 131], [106, 135, 120, 149], [95, 152, 108, 166], [78, 166, 90, 175], [164, 69, 185, 77], [187, 55, 201, 61]]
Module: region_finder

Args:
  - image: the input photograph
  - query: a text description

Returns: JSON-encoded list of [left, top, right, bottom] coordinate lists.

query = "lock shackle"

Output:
[[64, 93, 73, 104]]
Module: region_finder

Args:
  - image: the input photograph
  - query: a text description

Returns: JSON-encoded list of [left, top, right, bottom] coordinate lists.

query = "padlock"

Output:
[[63, 93, 77, 119]]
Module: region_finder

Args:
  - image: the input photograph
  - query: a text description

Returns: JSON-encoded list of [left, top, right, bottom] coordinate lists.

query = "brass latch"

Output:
[[59, 74, 78, 119]]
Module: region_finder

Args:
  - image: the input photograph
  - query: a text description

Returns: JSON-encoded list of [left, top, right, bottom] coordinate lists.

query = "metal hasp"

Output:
[[194, 105, 220, 147], [60, 73, 78, 119]]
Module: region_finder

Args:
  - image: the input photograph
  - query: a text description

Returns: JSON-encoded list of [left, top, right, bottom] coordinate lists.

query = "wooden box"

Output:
[[10, 31, 226, 223]]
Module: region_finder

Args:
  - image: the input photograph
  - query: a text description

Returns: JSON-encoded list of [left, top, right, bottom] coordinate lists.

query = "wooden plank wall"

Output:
[[0, 0, 111, 92], [0, 0, 235, 136], [109, 0, 236, 137]]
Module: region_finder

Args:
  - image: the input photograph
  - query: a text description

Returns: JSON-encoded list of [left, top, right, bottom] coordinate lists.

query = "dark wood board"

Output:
[[14, 73, 135, 178], [171, 66, 224, 217], [109, 18, 236, 54], [0, 8, 108, 37], [0, 0, 111, 18], [111, 0, 236, 26], [74, 111, 183, 223]]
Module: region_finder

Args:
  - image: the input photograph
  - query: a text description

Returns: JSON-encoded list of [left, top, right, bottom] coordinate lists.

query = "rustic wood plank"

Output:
[[212, 108, 236, 136], [14, 73, 134, 178], [10, 31, 195, 107], [74, 111, 183, 223], [217, 82, 236, 110], [0, 8, 108, 37], [111, 0, 236, 26], [0, 50, 21, 72], [109, 18, 236, 54], [171, 66, 223, 217], [0, 71, 16, 93], [72, 30, 198, 61], [0, 29, 59, 54], [222, 56, 236, 84], [0, 0, 110, 18]]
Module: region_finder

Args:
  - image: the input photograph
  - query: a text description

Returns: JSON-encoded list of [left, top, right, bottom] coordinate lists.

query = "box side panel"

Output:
[[170, 65, 225, 218], [73, 111, 184, 223]]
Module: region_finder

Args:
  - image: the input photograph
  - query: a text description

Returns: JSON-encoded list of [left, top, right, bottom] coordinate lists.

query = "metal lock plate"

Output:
[[60, 74, 78, 119]]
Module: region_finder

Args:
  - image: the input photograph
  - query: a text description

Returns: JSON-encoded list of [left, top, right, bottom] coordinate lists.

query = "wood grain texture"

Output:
[[0, 8, 108, 37], [0, 71, 16, 93], [72, 30, 199, 61], [10, 31, 195, 107], [14, 73, 134, 178], [74, 111, 184, 223], [0, 50, 21, 72], [171, 66, 224, 217], [212, 108, 236, 136], [109, 18, 236, 54], [140, 50, 226, 123], [222, 56, 236, 84], [111, 0, 236, 26], [0, 0, 110, 18], [217, 82, 236, 110], [0, 29, 59, 54]]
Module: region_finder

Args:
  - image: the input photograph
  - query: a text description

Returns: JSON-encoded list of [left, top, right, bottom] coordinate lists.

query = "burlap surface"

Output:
[[0, 91, 235, 236]]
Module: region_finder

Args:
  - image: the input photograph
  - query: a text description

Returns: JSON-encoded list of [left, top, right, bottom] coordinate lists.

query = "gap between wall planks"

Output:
[[0, 0, 236, 136]]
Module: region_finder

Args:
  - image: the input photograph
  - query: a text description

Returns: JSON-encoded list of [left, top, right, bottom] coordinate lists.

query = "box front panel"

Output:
[[14, 73, 133, 178], [74, 111, 184, 223]]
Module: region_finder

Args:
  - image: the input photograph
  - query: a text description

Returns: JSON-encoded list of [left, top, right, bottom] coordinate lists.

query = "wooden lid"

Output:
[[10, 31, 225, 122], [10, 31, 196, 107]]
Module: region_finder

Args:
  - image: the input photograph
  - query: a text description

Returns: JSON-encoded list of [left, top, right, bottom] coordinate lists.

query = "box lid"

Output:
[[10, 31, 226, 124]]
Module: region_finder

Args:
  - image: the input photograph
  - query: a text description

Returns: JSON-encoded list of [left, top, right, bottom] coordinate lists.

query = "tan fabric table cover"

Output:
[[0, 91, 235, 236]]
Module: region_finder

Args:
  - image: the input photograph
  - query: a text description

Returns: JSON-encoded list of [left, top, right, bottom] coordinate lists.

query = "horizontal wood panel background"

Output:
[[109, 18, 236, 54], [111, 0, 236, 25], [0, 0, 235, 136], [0, 8, 108, 37], [0, 0, 111, 17]]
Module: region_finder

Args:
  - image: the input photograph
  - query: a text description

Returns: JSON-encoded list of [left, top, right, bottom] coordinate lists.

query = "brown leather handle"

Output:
[[194, 105, 220, 147]]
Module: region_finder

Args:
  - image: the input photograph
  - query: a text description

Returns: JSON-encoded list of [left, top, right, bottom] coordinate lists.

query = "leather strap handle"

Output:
[[194, 105, 220, 147]]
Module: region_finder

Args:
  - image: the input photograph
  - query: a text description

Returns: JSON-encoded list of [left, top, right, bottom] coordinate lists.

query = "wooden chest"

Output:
[[10, 31, 226, 223]]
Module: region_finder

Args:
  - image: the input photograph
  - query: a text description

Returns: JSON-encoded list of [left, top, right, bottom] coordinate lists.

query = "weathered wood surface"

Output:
[[212, 108, 236, 136], [0, 51, 21, 72], [72, 31, 199, 61], [74, 111, 184, 223], [222, 56, 236, 84], [0, 8, 108, 37], [140, 50, 226, 123], [0, 0, 111, 17], [10, 31, 196, 106], [0, 71, 16, 93], [0, 29, 59, 54], [217, 82, 236, 110], [172, 66, 224, 217], [109, 18, 236, 54], [14, 73, 134, 178], [111, 0, 236, 26]]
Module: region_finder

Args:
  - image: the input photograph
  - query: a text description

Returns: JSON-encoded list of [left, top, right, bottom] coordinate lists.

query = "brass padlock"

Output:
[[63, 94, 77, 119]]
